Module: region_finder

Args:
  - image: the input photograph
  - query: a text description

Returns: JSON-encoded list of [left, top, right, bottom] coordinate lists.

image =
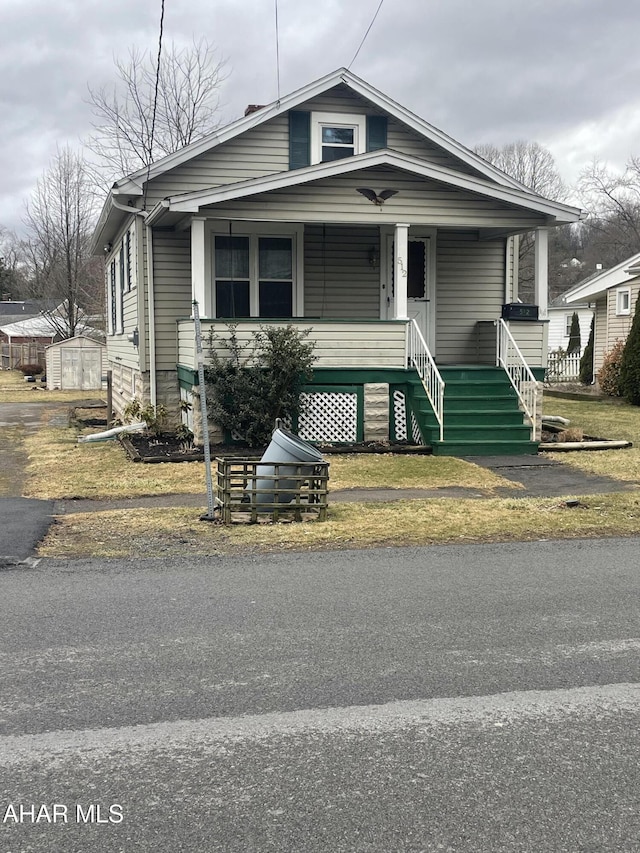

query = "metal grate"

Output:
[[298, 392, 358, 442]]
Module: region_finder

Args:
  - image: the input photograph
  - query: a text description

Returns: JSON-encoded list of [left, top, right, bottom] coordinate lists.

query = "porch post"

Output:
[[191, 217, 207, 317], [534, 227, 549, 320], [393, 223, 409, 319]]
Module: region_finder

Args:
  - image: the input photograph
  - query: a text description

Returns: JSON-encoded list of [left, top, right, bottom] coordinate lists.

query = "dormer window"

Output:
[[311, 112, 366, 164], [288, 111, 387, 170]]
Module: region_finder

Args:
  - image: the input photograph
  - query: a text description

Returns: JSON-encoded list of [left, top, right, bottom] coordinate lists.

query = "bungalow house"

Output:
[[564, 252, 640, 381], [91, 68, 582, 455]]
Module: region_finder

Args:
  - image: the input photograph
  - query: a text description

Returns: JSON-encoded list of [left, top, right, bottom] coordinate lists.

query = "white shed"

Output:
[[45, 336, 107, 391]]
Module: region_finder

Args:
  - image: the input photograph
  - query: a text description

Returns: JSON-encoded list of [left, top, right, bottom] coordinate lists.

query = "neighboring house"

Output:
[[91, 67, 582, 455], [564, 252, 640, 380], [0, 304, 101, 371], [0, 299, 60, 328], [547, 291, 593, 352]]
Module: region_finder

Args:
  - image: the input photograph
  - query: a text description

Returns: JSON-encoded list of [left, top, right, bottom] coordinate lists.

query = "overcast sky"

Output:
[[1, 0, 639, 235]]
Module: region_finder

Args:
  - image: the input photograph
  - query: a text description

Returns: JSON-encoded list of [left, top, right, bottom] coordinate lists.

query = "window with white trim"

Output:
[[564, 314, 573, 336], [616, 287, 631, 315], [213, 233, 295, 318], [106, 225, 136, 336], [310, 112, 366, 164]]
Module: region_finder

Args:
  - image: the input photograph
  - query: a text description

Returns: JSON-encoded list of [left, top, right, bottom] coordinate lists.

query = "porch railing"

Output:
[[496, 318, 537, 440], [407, 319, 444, 442]]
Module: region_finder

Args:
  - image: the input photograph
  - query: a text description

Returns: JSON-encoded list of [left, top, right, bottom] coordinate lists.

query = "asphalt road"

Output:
[[2, 538, 640, 851]]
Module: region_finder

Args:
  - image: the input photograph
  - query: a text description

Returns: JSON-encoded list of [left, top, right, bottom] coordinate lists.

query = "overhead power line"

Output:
[[348, 0, 384, 69], [144, 0, 166, 208]]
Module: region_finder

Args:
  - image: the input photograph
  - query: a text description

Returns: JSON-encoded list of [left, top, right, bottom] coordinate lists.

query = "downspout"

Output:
[[146, 224, 157, 408]]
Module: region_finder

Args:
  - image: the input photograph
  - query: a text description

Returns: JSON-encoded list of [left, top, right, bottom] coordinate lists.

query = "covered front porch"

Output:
[[176, 316, 543, 454]]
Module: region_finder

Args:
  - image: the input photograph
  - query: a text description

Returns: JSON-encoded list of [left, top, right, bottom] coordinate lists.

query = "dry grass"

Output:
[[542, 396, 640, 482], [14, 389, 640, 559], [325, 452, 519, 493], [0, 368, 104, 403], [23, 426, 206, 499], [21, 426, 522, 500], [38, 492, 640, 559]]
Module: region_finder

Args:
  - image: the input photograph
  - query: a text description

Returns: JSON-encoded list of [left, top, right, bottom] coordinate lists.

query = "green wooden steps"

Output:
[[409, 365, 538, 456]]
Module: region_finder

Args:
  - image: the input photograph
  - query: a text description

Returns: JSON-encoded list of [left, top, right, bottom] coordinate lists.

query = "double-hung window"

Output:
[[310, 112, 366, 164], [565, 314, 573, 336], [213, 233, 295, 318], [616, 287, 631, 315]]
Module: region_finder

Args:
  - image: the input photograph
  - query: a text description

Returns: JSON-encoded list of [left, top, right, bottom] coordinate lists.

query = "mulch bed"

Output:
[[120, 433, 432, 463]]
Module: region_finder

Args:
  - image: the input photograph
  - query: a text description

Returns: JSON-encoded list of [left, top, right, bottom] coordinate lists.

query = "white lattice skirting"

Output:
[[393, 390, 408, 440], [392, 389, 424, 444], [298, 392, 358, 442]]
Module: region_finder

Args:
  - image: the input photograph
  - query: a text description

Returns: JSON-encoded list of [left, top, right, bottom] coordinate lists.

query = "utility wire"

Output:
[[274, 0, 281, 105], [143, 0, 166, 209], [348, 0, 384, 69]]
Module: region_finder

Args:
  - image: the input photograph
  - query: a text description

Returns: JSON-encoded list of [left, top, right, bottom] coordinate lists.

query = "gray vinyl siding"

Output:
[[179, 319, 407, 369], [199, 171, 548, 229], [105, 216, 142, 372], [507, 322, 548, 368], [595, 279, 639, 374], [304, 225, 380, 318], [436, 231, 505, 362], [142, 85, 497, 208], [593, 297, 608, 373], [298, 85, 485, 177], [605, 281, 639, 349], [152, 232, 192, 370], [145, 116, 290, 206]]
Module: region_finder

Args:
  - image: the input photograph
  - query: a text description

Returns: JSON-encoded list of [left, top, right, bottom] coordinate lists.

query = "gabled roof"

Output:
[[0, 299, 59, 317], [564, 251, 640, 303], [548, 290, 593, 310], [0, 315, 60, 338], [113, 67, 532, 197], [155, 148, 581, 225], [0, 303, 93, 339]]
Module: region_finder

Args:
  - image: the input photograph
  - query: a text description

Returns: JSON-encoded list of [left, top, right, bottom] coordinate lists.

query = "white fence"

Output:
[[546, 350, 581, 383]]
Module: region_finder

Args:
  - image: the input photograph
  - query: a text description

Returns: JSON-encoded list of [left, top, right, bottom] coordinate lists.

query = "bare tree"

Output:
[[474, 140, 569, 299], [23, 147, 103, 338], [475, 140, 567, 201], [577, 157, 640, 262], [86, 38, 226, 181], [0, 227, 28, 300]]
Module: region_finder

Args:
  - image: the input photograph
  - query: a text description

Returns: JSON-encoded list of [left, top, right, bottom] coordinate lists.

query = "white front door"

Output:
[[384, 236, 432, 346]]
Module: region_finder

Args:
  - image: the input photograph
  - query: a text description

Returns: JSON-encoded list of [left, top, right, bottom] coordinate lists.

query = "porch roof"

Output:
[[152, 149, 582, 227]]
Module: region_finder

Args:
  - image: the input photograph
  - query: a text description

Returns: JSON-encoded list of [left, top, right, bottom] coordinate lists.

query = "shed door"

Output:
[[60, 348, 101, 389], [61, 349, 81, 389]]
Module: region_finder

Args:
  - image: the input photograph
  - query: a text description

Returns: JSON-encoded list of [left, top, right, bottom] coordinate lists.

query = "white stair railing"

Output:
[[496, 318, 537, 440], [407, 319, 445, 442]]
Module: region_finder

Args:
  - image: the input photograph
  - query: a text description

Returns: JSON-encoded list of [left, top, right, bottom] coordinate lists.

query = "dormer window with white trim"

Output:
[[311, 112, 366, 164], [616, 287, 631, 315]]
